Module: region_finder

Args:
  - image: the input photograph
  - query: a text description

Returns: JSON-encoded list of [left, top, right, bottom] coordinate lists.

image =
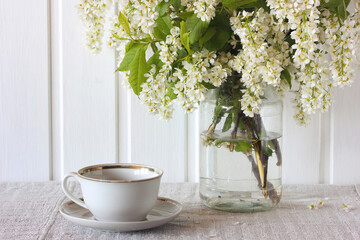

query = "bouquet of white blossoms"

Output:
[[79, 0, 360, 206], [79, 0, 360, 124]]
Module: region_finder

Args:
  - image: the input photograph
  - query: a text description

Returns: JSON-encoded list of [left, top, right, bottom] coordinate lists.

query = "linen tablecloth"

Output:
[[0, 182, 359, 239]]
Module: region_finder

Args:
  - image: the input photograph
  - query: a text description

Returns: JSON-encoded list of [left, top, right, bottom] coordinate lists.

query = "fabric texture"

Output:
[[0, 182, 359, 240]]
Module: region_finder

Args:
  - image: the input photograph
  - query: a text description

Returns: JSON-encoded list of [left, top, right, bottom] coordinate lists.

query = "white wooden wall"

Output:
[[1, 0, 360, 184]]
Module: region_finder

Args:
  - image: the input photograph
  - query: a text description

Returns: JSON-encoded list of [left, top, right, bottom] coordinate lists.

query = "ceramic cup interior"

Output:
[[78, 164, 163, 182]]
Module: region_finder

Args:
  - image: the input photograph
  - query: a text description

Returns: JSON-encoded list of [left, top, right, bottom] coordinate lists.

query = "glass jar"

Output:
[[199, 85, 283, 212]]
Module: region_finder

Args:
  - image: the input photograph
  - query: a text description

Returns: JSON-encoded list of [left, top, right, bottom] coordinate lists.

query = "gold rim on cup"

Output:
[[76, 163, 163, 183]]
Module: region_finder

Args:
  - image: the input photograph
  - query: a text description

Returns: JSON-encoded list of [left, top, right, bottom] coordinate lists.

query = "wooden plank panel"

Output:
[[127, 96, 187, 182], [187, 110, 200, 183], [332, 70, 360, 184], [282, 95, 321, 184], [52, 0, 117, 179], [319, 110, 332, 184], [0, 0, 50, 181]]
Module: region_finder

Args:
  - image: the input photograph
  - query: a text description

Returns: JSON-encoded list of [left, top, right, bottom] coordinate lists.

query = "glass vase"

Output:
[[199, 85, 283, 213]]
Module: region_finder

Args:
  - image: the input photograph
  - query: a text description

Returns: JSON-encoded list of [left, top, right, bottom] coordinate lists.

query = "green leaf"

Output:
[[262, 145, 273, 157], [238, 118, 246, 130], [222, 114, 233, 132], [204, 28, 231, 51], [153, 28, 167, 40], [176, 49, 188, 61], [202, 13, 232, 51], [172, 0, 181, 10], [129, 46, 147, 95], [268, 140, 275, 150], [337, 0, 350, 19], [210, 13, 232, 31], [321, 0, 344, 8], [118, 11, 131, 37], [117, 43, 144, 72], [320, 0, 350, 19], [186, 14, 209, 44], [113, 36, 130, 41], [156, 1, 171, 16], [199, 27, 216, 48], [180, 21, 192, 53], [201, 82, 217, 89], [235, 141, 252, 152], [162, 15, 173, 30], [166, 83, 177, 100], [125, 41, 134, 52], [241, 0, 270, 11], [213, 104, 225, 125], [280, 69, 292, 89], [153, 15, 173, 40], [150, 42, 157, 53], [215, 140, 225, 147], [222, 0, 257, 9], [147, 51, 163, 70], [177, 12, 194, 20]]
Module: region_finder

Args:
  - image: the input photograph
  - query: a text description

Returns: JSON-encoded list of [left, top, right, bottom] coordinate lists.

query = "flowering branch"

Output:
[[78, 0, 360, 123]]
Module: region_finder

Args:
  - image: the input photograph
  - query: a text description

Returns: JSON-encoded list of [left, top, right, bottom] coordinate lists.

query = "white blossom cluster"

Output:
[[126, 0, 160, 38], [265, 0, 359, 125], [159, 27, 182, 73], [140, 65, 174, 119], [79, 0, 162, 54], [139, 27, 183, 119], [78, 0, 112, 53], [322, 8, 360, 88], [181, 0, 220, 22], [172, 50, 230, 113], [229, 9, 290, 117], [140, 48, 230, 118]]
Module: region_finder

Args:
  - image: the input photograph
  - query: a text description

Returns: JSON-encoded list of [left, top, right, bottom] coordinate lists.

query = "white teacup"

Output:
[[61, 163, 163, 222]]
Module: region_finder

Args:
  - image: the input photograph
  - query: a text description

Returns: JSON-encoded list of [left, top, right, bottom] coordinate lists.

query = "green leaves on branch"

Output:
[[117, 43, 148, 96], [186, 14, 209, 44]]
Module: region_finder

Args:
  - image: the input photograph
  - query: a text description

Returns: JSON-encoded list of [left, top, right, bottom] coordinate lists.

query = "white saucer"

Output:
[[59, 197, 182, 232]]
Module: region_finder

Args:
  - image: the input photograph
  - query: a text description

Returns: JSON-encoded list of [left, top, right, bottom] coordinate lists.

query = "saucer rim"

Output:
[[59, 197, 182, 231]]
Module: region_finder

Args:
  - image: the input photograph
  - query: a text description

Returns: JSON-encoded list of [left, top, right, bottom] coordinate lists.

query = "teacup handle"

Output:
[[61, 172, 87, 209]]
